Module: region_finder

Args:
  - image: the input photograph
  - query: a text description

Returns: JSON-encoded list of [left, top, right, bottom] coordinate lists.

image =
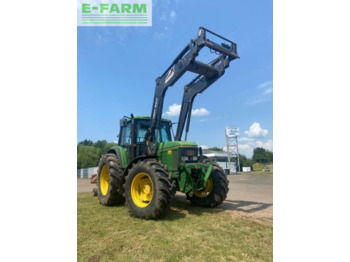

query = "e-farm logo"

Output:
[[77, 0, 152, 26]]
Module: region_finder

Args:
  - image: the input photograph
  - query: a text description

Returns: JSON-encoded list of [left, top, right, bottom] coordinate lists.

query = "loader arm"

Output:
[[144, 27, 239, 155], [174, 53, 236, 141]]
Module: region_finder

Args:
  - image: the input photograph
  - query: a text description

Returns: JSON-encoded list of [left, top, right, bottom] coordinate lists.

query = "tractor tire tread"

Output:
[[97, 153, 125, 206], [124, 159, 171, 219], [187, 162, 229, 208]]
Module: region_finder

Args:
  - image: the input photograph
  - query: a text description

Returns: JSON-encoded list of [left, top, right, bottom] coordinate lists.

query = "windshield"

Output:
[[157, 123, 171, 142], [119, 118, 172, 146], [136, 119, 172, 143]]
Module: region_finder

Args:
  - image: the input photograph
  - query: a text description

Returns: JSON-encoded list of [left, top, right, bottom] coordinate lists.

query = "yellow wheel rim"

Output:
[[100, 165, 109, 196], [131, 172, 153, 208], [194, 177, 213, 198]]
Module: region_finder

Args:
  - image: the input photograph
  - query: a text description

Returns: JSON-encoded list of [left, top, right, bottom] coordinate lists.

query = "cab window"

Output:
[[119, 122, 131, 146], [136, 120, 149, 143], [157, 123, 171, 142]]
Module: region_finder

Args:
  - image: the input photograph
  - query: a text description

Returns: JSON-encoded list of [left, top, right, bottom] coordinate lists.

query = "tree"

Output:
[[94, 140, 108, 151], [77, 140, 118, 169], [78, 139, 93, 146], [252, 147, 273, 164], [208, 147, 223, 151], [265, 151, 273, 163], [238, 154, 253, 171], [77, 145, 100, 169]]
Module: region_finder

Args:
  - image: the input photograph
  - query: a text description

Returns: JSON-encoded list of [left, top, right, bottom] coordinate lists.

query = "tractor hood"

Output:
[[157, 141, 197, 150]]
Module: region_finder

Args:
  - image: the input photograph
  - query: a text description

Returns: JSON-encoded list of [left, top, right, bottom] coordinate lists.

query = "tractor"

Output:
[[97, 27, 239, 219]]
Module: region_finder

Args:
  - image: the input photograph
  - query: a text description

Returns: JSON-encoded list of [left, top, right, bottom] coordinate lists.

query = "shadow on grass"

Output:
[[163, 194, 273, 221]]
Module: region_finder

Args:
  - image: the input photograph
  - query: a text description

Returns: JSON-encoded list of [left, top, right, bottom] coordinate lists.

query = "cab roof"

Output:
[[125, 116, 171, 123]]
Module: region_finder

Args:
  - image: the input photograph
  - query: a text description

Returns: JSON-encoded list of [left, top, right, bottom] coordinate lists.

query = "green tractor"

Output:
[[97, 27, 239, 219]]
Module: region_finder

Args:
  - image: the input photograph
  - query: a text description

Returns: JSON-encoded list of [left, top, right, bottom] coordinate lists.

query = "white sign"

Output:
[[226, 126, 239, 137], [242, 167, 251, 172]]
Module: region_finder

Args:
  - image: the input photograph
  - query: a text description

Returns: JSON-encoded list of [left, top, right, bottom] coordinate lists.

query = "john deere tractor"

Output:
[[97, 27, 239, 219]]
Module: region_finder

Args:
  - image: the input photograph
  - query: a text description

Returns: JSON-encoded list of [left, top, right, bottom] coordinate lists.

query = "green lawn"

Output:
[[252, 163, 273, 173], [78, 193, 273, 262]]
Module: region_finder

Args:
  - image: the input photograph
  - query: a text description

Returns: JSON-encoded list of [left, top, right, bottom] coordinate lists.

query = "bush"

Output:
[[77, 140, 117, 169]]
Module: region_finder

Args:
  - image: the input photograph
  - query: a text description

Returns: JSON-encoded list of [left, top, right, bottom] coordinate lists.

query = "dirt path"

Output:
[[77, 179, 96, 194]]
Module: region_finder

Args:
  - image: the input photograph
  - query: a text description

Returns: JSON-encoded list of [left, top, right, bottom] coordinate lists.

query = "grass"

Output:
[[78, 193, 273, 262], [248, 171, 273, 175], [251, 163, 273, 175]]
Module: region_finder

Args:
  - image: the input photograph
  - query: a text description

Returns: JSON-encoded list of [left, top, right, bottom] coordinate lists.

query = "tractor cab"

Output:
[[118, 116, 172, 159]]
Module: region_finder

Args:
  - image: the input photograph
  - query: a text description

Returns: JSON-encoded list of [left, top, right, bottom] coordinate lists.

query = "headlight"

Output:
[[182, 148, 196, 156], [181, 155, 198, 162], [181, 148, 199, 162]]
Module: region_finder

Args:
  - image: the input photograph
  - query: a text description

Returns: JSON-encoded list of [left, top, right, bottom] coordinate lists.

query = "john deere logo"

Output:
[[77, 0, 152, 26]]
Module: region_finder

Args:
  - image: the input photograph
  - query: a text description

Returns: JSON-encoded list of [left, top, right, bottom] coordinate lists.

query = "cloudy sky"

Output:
[[78, 0, 273, 158]]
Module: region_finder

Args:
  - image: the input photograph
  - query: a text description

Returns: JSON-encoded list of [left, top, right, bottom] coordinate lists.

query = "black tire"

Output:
[[187, 161, 229, 207], [124, 159, 171, 219], [97, 153, 125, 206]]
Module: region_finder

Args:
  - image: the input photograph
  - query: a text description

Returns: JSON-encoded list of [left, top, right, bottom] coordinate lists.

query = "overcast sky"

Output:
[[78, 0, 273, 157]]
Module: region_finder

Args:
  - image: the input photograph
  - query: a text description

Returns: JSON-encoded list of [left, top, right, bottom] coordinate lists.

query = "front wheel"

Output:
[[124, 159, 171, 219], [187, 163, 229, 207]]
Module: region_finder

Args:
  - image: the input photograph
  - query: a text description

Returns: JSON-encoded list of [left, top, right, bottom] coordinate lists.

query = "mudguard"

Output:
[[107, 146, 128, 168]]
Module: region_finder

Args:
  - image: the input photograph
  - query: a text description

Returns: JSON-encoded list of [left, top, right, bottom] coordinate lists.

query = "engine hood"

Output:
[[157, 141, 197, 150]]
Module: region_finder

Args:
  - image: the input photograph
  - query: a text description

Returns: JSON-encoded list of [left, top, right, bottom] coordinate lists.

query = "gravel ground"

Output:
[[77, 173, 273, 219], [77, 178, 96, 194]]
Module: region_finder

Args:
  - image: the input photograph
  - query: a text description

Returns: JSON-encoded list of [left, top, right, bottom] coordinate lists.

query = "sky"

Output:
[[77, 0, 273, 158]]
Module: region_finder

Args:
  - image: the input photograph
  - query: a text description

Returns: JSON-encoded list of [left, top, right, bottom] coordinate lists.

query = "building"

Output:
[[203, 150, 236, 174]]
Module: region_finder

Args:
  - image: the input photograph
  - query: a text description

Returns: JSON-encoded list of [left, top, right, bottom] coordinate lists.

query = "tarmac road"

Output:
[[223, 174, 273, 218], [77, 173, 273, 219], [174, 174, 273, 219]]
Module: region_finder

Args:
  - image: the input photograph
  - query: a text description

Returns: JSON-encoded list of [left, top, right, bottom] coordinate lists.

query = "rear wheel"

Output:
[[124, 159, 171, 219], [187, 162, 229, 207], [97, 154, 125, 206]]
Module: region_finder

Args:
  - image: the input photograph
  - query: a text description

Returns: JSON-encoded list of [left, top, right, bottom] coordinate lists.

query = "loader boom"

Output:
[[175, 54, 233, 141], [144, 27, 239, 154]]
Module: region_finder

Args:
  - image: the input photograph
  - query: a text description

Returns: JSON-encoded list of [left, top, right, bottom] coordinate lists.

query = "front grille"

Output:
[[181, 148, 197, 156], [181, 147, 198, 163]]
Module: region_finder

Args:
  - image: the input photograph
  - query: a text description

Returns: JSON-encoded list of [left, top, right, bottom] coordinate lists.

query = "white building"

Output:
[[203, 150, 236, 174]]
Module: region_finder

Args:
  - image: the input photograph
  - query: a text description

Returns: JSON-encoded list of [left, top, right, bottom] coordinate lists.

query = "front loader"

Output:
[[97, 27, 239, 219]]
